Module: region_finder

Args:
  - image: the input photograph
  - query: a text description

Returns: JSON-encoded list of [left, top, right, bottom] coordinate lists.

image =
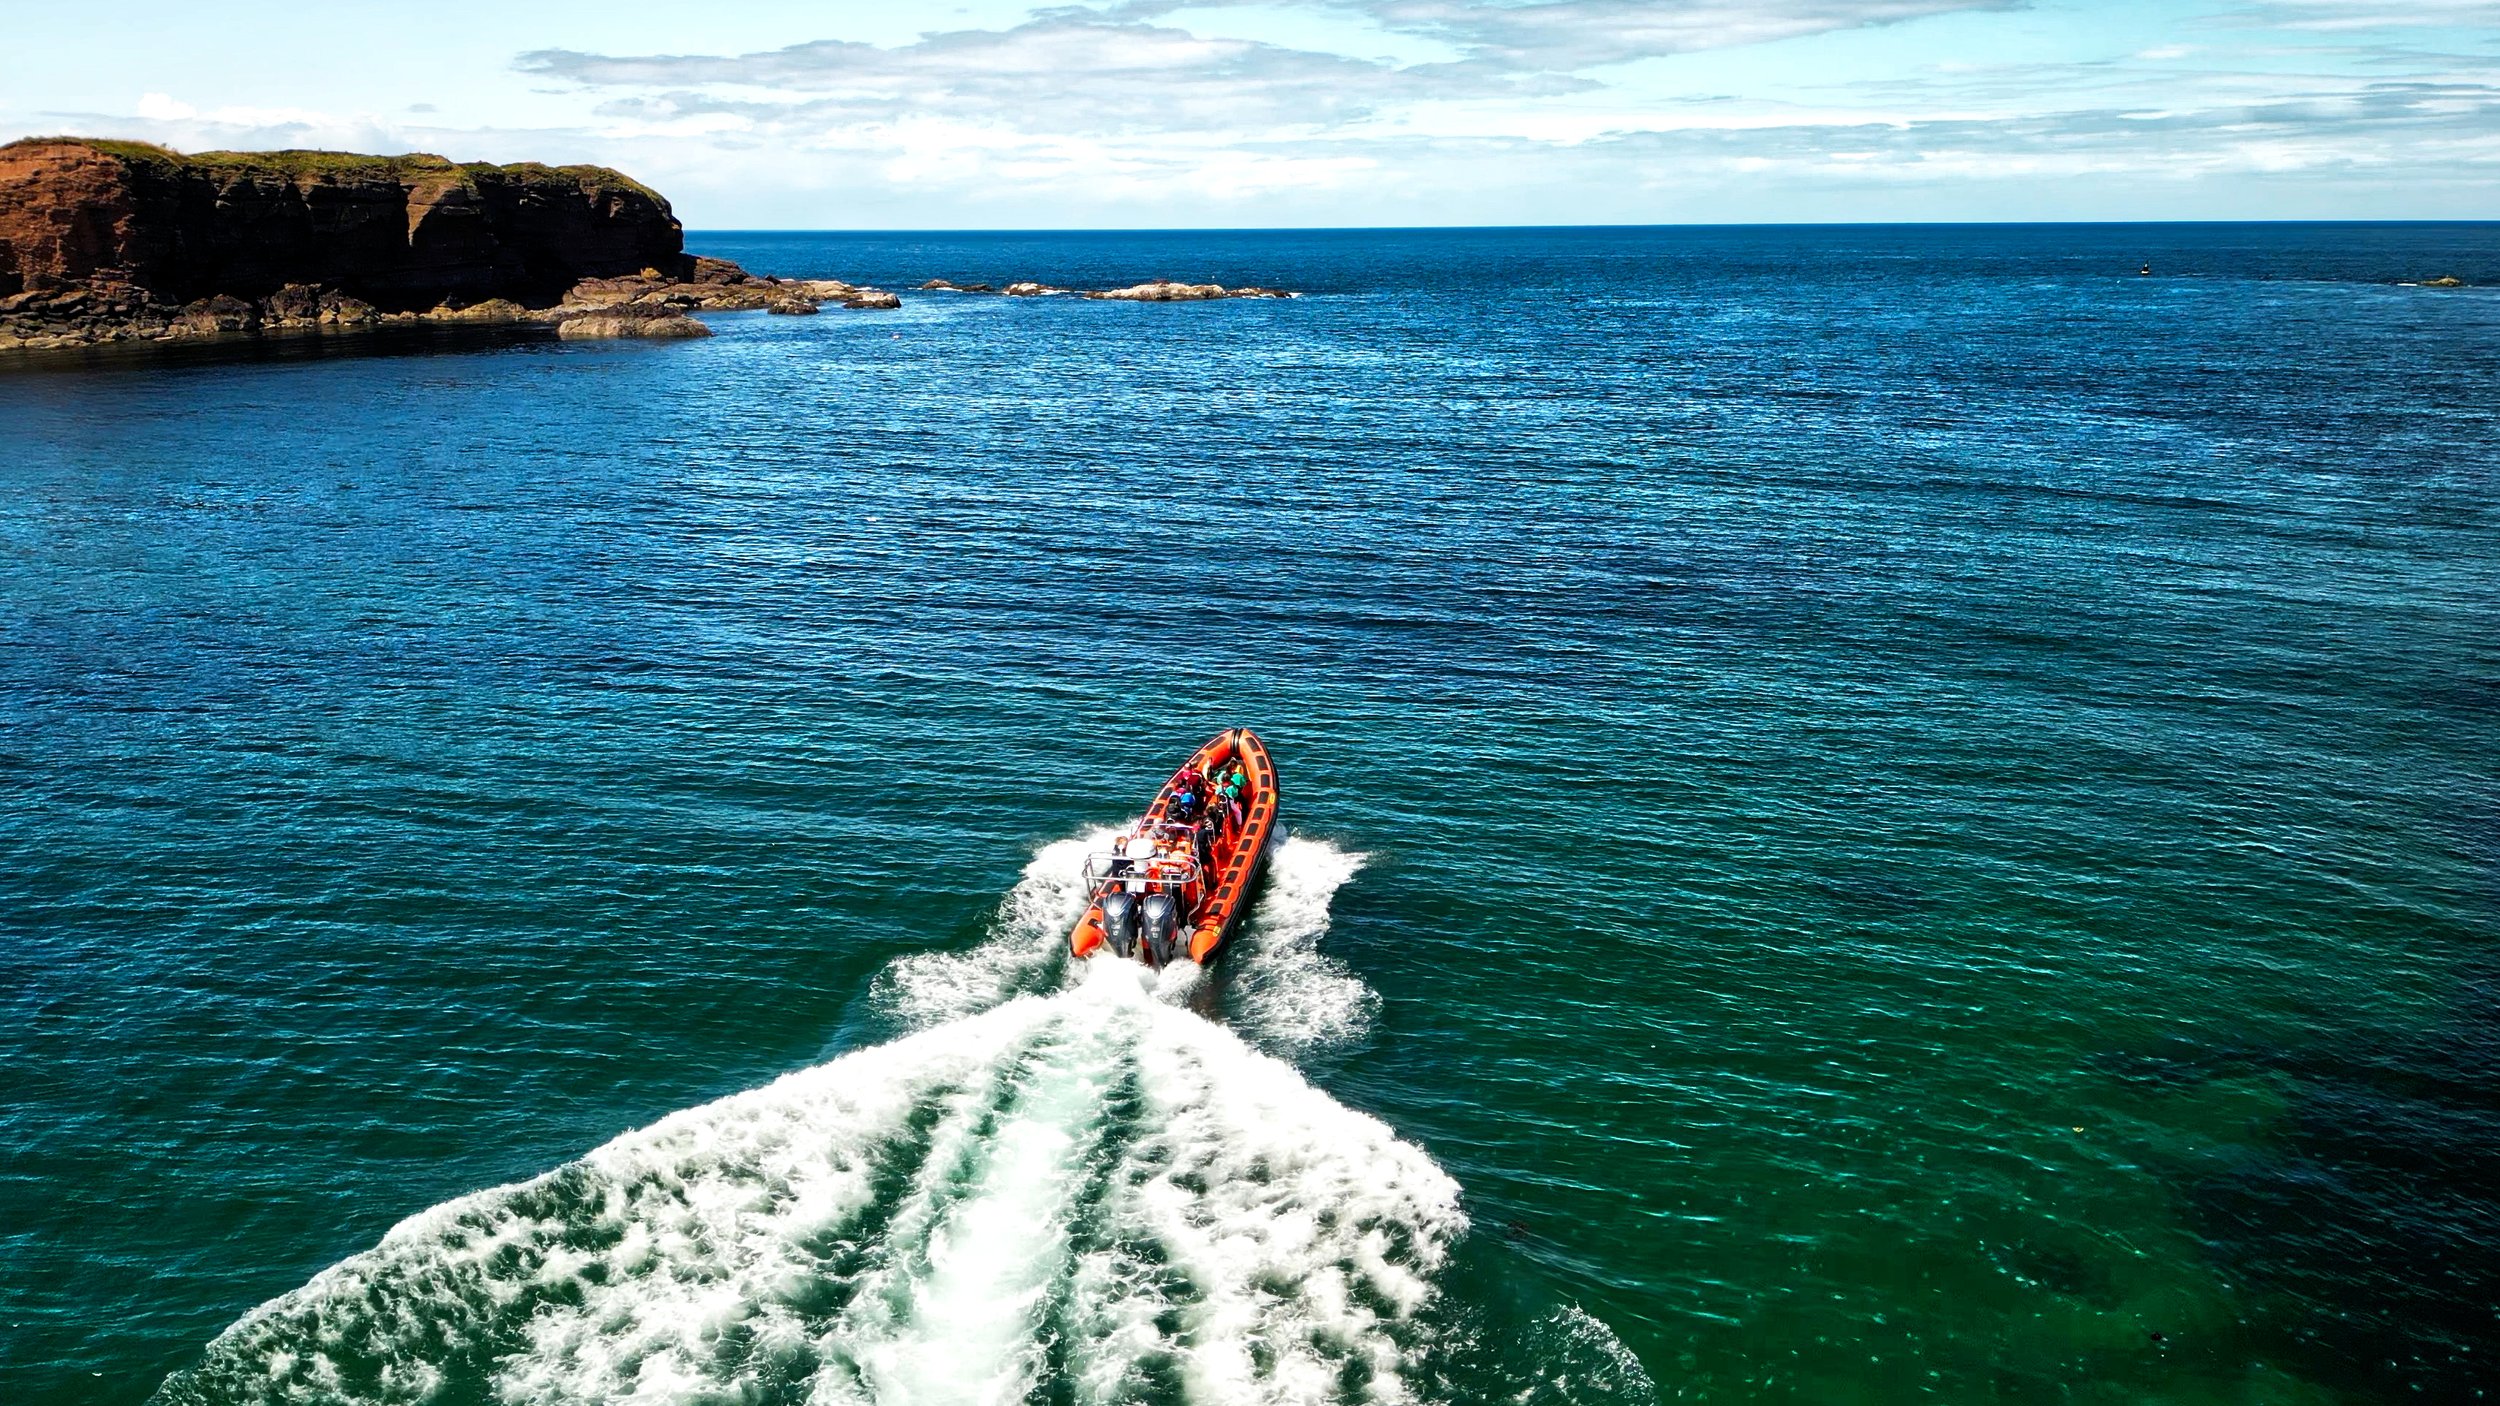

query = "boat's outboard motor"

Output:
[[1139, 891, 1178, 966], [1101, 891, 1138, 959]]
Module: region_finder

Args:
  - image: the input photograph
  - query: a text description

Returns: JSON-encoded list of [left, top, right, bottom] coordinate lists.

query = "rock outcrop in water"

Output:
[[920, 277, 1298, 301], [556, 310, 714, 341], [1084, 280, 1295, 301], [0, 138, 1299, 353], [0, 138, 899, 350], [560, 257, 880, 314], [0, 138, 679, 308]]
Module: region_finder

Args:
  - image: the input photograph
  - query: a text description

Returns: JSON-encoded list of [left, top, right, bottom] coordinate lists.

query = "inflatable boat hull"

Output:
[[1070, 728, 1280, 967]]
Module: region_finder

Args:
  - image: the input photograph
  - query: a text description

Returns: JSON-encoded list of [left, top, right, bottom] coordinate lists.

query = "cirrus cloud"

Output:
[[518, 15, 1521, 137], [15, 0, 2498, 224]]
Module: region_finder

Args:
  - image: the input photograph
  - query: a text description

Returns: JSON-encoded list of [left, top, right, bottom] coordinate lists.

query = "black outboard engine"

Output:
[[1139, 891, 1179, 966], [1101, 890, 1138, 959]]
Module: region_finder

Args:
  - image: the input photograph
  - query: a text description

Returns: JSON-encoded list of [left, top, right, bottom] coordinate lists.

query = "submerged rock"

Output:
[[2420, 276, 2467, 288], [919, 278, 996, 293], [840, 290, 902, 310], [1000, 281, 1066, 297]]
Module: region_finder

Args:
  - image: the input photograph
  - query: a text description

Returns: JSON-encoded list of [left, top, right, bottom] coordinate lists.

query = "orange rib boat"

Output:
[[1069, 728, 1281, 968]]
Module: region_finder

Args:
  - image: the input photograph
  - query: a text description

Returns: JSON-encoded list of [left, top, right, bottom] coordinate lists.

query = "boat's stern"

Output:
[[1069, 728, 1280, 968]]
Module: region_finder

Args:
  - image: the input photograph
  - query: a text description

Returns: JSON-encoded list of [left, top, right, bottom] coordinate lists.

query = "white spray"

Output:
[[160, 830, 1647, 1406]]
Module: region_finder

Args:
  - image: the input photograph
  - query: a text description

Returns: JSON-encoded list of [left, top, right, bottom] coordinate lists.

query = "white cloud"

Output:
[[1285, 0, 2017, 68], [124, 93, 391, 142], [25, 0, 2500, 223], [2249, 0, 2500, 31], [520, 2, 2019, 139], [520, 14, 1490, 137]]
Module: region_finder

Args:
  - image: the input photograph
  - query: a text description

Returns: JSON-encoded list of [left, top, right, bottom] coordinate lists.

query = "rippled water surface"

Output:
[[4, 226, 2497, 1405]]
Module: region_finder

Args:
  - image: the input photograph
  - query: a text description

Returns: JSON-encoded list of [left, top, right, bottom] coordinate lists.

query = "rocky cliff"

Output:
[[0, 138, 688, 310], [1, 139, 1291, 353]]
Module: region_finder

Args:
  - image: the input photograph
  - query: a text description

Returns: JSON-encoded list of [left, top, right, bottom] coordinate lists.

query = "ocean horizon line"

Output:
[[685, 218, 2500, 236]]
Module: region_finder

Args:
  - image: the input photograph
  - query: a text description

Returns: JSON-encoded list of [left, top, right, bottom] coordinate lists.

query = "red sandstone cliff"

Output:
[[0, 138, 688, 311], [0, 139, 1275, 353]]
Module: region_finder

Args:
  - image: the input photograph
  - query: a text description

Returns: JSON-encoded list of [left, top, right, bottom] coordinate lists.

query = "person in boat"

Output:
[[1215, 769, 1245, 833], [1169, 781, 1205, 825], [1121, 833, 1156, 894]]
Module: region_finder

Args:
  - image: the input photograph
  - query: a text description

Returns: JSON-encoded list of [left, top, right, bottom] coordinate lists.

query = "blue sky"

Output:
[[4, 0, 2496, 226]]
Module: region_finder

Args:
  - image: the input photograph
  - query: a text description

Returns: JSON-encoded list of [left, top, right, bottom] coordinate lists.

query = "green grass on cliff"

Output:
[[3, 137, 664, 202], [11, 137, 188, 164], [455, 161, 666, 202]]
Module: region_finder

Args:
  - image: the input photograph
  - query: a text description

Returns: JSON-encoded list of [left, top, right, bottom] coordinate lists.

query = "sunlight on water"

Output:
[[14, 225, 2494, 1406]]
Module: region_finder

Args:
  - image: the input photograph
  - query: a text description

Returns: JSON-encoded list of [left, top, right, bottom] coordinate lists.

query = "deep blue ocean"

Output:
[[3, 225, 2497, 1406]]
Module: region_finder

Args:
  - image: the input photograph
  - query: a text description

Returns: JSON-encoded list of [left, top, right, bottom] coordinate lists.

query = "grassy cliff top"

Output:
[[2, 137, 665, 202]]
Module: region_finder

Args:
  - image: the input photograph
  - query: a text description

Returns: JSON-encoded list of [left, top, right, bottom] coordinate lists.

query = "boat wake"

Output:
[[157, 831, 1654, 1406], [873, 829, 1374, 1054]]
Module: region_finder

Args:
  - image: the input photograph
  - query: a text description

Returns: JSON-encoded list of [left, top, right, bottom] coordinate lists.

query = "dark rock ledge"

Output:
[[0, 138, 901, 351], [1, 139, 1299, 354]]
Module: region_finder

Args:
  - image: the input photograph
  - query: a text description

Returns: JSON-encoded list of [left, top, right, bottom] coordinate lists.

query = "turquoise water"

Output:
[[3, 226, 2496, 1405]]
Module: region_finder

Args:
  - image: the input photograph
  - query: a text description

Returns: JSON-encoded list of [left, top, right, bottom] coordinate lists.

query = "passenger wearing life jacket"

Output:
[[1215, 767, 1245, 833], [1175, 764, 1213, 826]]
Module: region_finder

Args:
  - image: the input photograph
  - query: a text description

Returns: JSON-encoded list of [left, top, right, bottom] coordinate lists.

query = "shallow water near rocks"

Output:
[[3, 225, 2497, 1405]]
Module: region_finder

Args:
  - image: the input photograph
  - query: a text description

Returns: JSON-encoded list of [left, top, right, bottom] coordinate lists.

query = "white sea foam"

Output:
[[1537, 1305, 1662, 1404], [163, 974, 1463, 1405], [1223, 835, 1378, 1054], [873, 827, 1372, 1054], [159, 831, 1651, 1406], [872, 828, 1117, 1030]]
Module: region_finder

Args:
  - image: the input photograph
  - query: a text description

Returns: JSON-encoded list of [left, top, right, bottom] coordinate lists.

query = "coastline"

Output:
[[0, 138, 1297, 358], [0, 271, 1304, 357]]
